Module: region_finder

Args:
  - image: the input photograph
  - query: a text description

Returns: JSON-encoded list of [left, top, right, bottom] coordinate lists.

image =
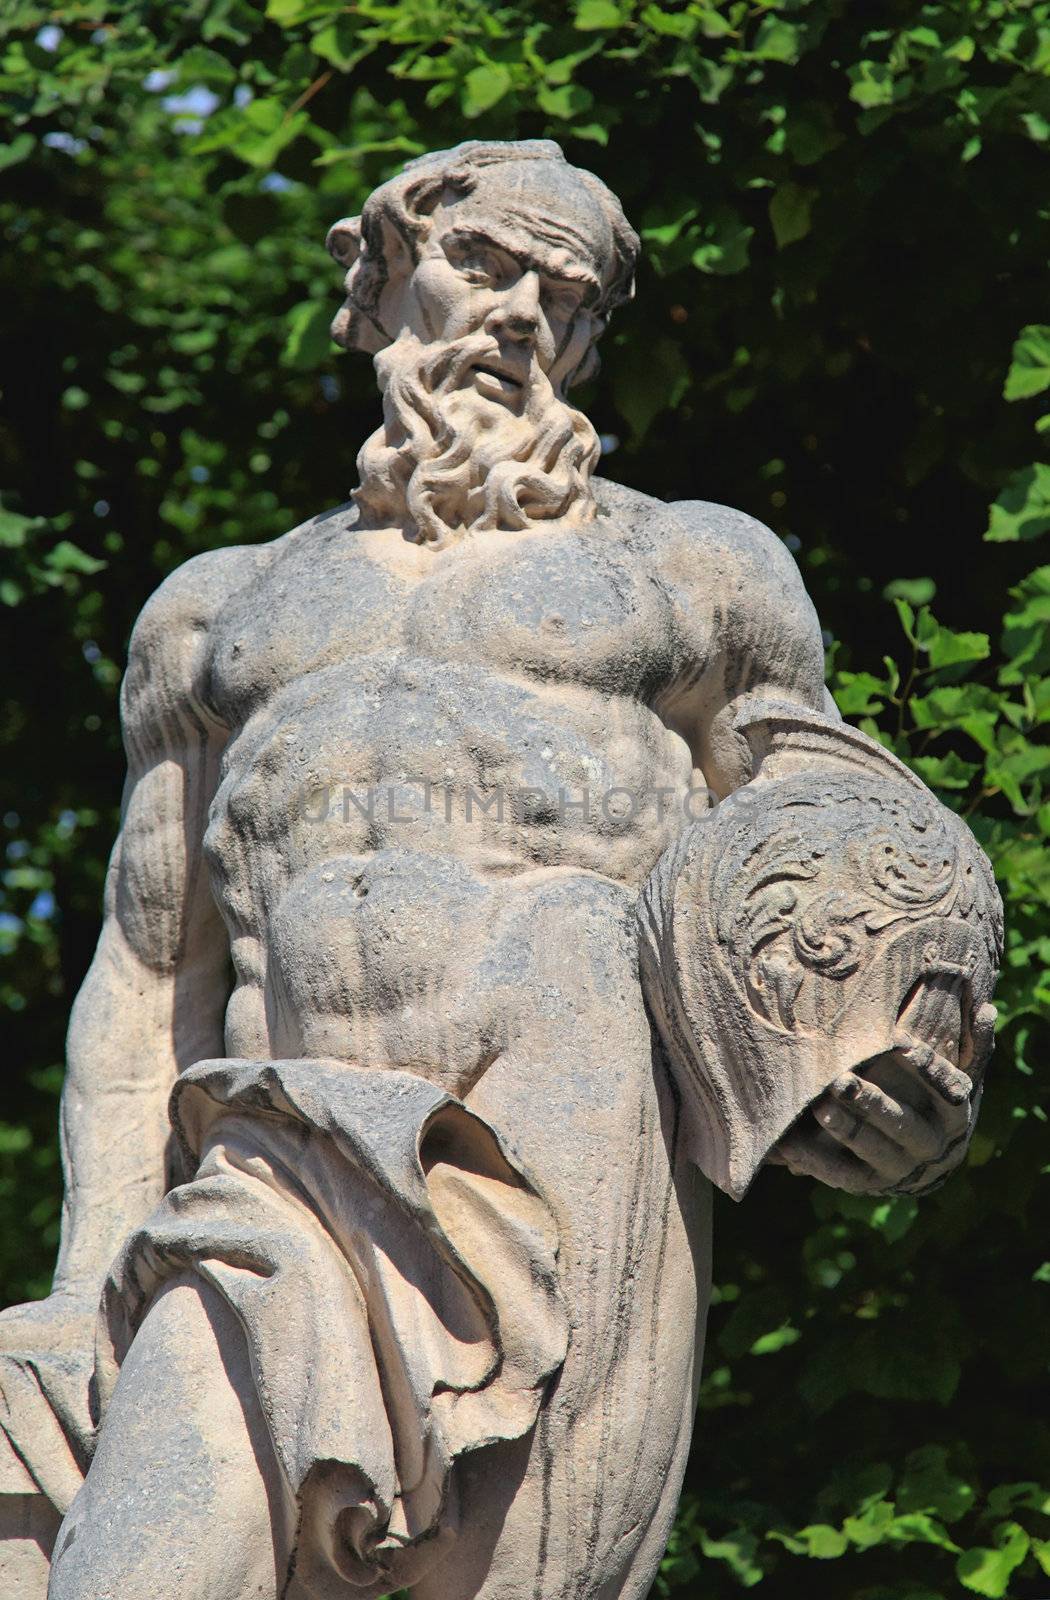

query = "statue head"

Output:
[[326, 140, 639, 546], [327, 139, 638, 389]]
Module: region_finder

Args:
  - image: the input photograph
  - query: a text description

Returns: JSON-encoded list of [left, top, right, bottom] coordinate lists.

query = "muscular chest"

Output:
[[208, 516, 675, 725]]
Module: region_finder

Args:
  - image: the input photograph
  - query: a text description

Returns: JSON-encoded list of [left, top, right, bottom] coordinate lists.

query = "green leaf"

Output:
[[175, 44, 237, 84], [461, 62, 512, 116], [986, 463, 1050, 543], [843, 1497, 896, 1548], [190, 97, 310, 167], [750, 18, 801, 64], [681, 53, 734, 104], [698, 1527, 763, 1586], [924, 623, 991, 669], [749, 1323, 800, 1356], [956, 1522, 1030, 1597], [799, 1524, 848, 1558], [311, 19, 370, 71], [0, 508, 39, 548], [0, 132, 35, 170], [640, 199, 698, 247], [884, 576, 936, 605], [45, 541, 106, 576], [568, 120, 610, 145], [769, 1522, 848, 1558], [1001, 565, 1050, 683], [612, 335, 691, 441], [1004, 324, 1050, 402], [909, 684, 1001, 752], [866, 1194, 919, 1242], [985, 1482, 1050, 1517], [539, 40, 604, 86], [281, 300, 333, 369], [898, 1445, 977, 1524], [848, 60, 895, 109], [833, 670, 889, 716], [911, 751, 981, 789], [691, 207, 753, 275], [640, 5, 695, 39], [889, 1511, 960, 1551], [574, 0, 625, 30], [783, 102, 843, 165], [769, 182, 816, 249], [537, 82, 594, 119], [801, 1316, 963, 1412], [265, 0, 334, 20], [893, 595, 917, 643]]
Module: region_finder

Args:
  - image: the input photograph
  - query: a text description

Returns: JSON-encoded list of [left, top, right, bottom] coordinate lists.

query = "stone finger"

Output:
[[829, 1073, 944, 1162], [815, 1098, 913, 1182], [892, 1028, 972, 1105], [777, 1123, 880, 1194], [967, 1002, 998, 1073]]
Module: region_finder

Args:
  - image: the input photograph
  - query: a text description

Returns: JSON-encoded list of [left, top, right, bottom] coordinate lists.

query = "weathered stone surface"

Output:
[[0, 139, 1001, 1598]]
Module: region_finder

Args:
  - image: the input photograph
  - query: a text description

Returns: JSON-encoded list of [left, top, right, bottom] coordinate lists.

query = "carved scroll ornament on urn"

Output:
[[0, 139, 1001, 1600]]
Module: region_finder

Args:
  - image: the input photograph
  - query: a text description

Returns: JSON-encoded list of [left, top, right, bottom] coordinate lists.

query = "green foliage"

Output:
[[1, 1, 1047, 1595]]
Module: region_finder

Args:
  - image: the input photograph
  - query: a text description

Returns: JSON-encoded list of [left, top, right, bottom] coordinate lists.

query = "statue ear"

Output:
[[326, 216, 362, 268], [560, 310, 605, 390], [327, 209, 420, 354], [571, 344, 602, 387], [369, 215, 417, 342]]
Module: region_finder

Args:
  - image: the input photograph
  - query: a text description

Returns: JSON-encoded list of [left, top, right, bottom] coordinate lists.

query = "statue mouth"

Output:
[[471, 361, 525, 400]]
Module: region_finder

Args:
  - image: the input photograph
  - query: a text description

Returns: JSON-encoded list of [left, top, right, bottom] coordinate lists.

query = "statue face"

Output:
[[350, 157, 609, 542], [398, 165, 608, 405]]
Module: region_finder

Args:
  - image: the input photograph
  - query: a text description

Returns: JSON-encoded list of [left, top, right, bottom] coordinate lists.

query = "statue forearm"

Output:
[[53, 972, 175, 1298], [52, 927, 227, 1298]]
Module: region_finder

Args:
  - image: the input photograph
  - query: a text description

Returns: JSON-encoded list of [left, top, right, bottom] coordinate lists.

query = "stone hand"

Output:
[[771, 993, 997, 1196]]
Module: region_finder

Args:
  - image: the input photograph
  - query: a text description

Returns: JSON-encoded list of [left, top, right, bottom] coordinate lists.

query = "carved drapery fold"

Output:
[[96, 1058, 568, 1597]]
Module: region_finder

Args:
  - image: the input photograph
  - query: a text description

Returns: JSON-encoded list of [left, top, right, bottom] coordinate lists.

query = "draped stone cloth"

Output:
[[97, 1058, 568, 1596], [0, 1344, 91, 1515]]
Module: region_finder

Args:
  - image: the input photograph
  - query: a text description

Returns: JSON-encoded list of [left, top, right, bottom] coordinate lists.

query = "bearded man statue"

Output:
[[0, 140, 1001, 1600]]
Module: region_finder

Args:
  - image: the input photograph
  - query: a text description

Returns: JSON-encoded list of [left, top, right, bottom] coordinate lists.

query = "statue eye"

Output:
[[544, 283, 582, 322], [447, 240, 504, 286]]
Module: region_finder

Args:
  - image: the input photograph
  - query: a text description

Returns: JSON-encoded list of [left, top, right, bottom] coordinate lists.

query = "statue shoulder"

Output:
[[593, 480, 800, 597], [592, 474, 670, 538], [128, 544, 265, 682], [123, 527, 299, 734], [666, 497, 802, 588], [665, 496, 818, 632], [126, 503, 351, 703], [655, 497, 828, 711]]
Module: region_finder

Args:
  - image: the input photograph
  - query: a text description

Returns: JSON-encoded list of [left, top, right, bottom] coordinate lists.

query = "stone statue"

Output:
[[0, 140, 1001, 1599]]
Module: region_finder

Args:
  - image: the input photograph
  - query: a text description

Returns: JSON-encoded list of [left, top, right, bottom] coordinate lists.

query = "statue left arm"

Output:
[[641, 501, 1001, 1199]]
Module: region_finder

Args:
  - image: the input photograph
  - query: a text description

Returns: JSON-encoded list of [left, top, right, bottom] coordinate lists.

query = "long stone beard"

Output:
[[353, 330, 600, 546]]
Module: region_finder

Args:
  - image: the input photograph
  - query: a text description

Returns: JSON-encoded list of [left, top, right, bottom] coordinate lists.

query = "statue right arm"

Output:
[[1, 549, 245, 1338], [639, 502, 1002, 1201]]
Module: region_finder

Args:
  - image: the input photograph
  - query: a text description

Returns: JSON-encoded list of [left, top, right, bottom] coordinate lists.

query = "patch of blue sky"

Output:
[[43, 131, 87, 155]]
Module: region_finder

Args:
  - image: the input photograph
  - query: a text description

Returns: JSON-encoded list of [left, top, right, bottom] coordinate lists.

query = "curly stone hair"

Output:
[[326, 139, 639, 371]]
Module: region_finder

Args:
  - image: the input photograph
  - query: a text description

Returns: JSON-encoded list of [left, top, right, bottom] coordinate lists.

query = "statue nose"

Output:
[[492, 312, 539, 346], [486, 272, 541, 344]]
